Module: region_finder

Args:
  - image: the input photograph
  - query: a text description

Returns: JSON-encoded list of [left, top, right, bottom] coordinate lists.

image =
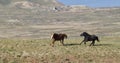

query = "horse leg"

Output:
[[89, 40, 95, 46], [80, 40, 84, 45], [89, 42, 92, 46], [92, 40, 95, 46], [80, 41, 83, 45], [84, 42, 86, 46], [60, 40, 64, 46], [80, 39, 87, 45], [51, 40, 55, 47]]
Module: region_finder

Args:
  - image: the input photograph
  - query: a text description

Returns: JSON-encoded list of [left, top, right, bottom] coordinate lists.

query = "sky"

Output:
[[58, 0, 120, 8]]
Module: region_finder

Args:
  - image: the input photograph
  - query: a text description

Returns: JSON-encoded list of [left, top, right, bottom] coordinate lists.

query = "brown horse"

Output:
[[51, 33, 67, 47]]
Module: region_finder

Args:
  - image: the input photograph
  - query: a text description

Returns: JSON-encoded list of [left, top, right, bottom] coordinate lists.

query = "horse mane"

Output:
[[83, 32, 91, 36], [51, 33, 58, 39]]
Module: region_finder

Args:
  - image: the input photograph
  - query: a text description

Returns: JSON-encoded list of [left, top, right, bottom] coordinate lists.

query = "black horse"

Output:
[[80, 32, 100, 46], [51, 33, 67, 47]]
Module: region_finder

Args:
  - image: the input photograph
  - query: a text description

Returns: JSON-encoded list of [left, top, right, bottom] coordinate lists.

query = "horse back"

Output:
[[51, 33, 65, 40]]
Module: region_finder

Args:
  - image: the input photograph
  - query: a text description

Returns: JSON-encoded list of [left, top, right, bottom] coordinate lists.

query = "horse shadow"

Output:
[[64, 43, 80, 46], [94, 44, 112, 46], [64, 43, 112, 46]]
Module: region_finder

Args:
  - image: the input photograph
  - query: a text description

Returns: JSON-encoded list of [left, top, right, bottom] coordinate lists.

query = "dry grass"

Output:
[[0, 37, 120, 63], [0, 0, 120, 63]]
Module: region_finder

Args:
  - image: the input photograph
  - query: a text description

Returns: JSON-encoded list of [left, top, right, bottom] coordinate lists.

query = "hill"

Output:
[[0, 0, 120, 39], [0, 1, 120, 63]]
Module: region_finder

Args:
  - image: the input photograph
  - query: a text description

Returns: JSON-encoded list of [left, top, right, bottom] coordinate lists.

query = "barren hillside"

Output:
[[0, 0, 120, 39]]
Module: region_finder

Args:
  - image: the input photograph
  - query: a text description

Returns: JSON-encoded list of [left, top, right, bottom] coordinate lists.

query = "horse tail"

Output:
[[63, 34, 67, 39], [96, 37, 100, 42]]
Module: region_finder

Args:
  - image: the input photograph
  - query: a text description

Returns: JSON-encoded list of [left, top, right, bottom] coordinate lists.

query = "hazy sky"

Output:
[[58, 0, 120, 8]]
